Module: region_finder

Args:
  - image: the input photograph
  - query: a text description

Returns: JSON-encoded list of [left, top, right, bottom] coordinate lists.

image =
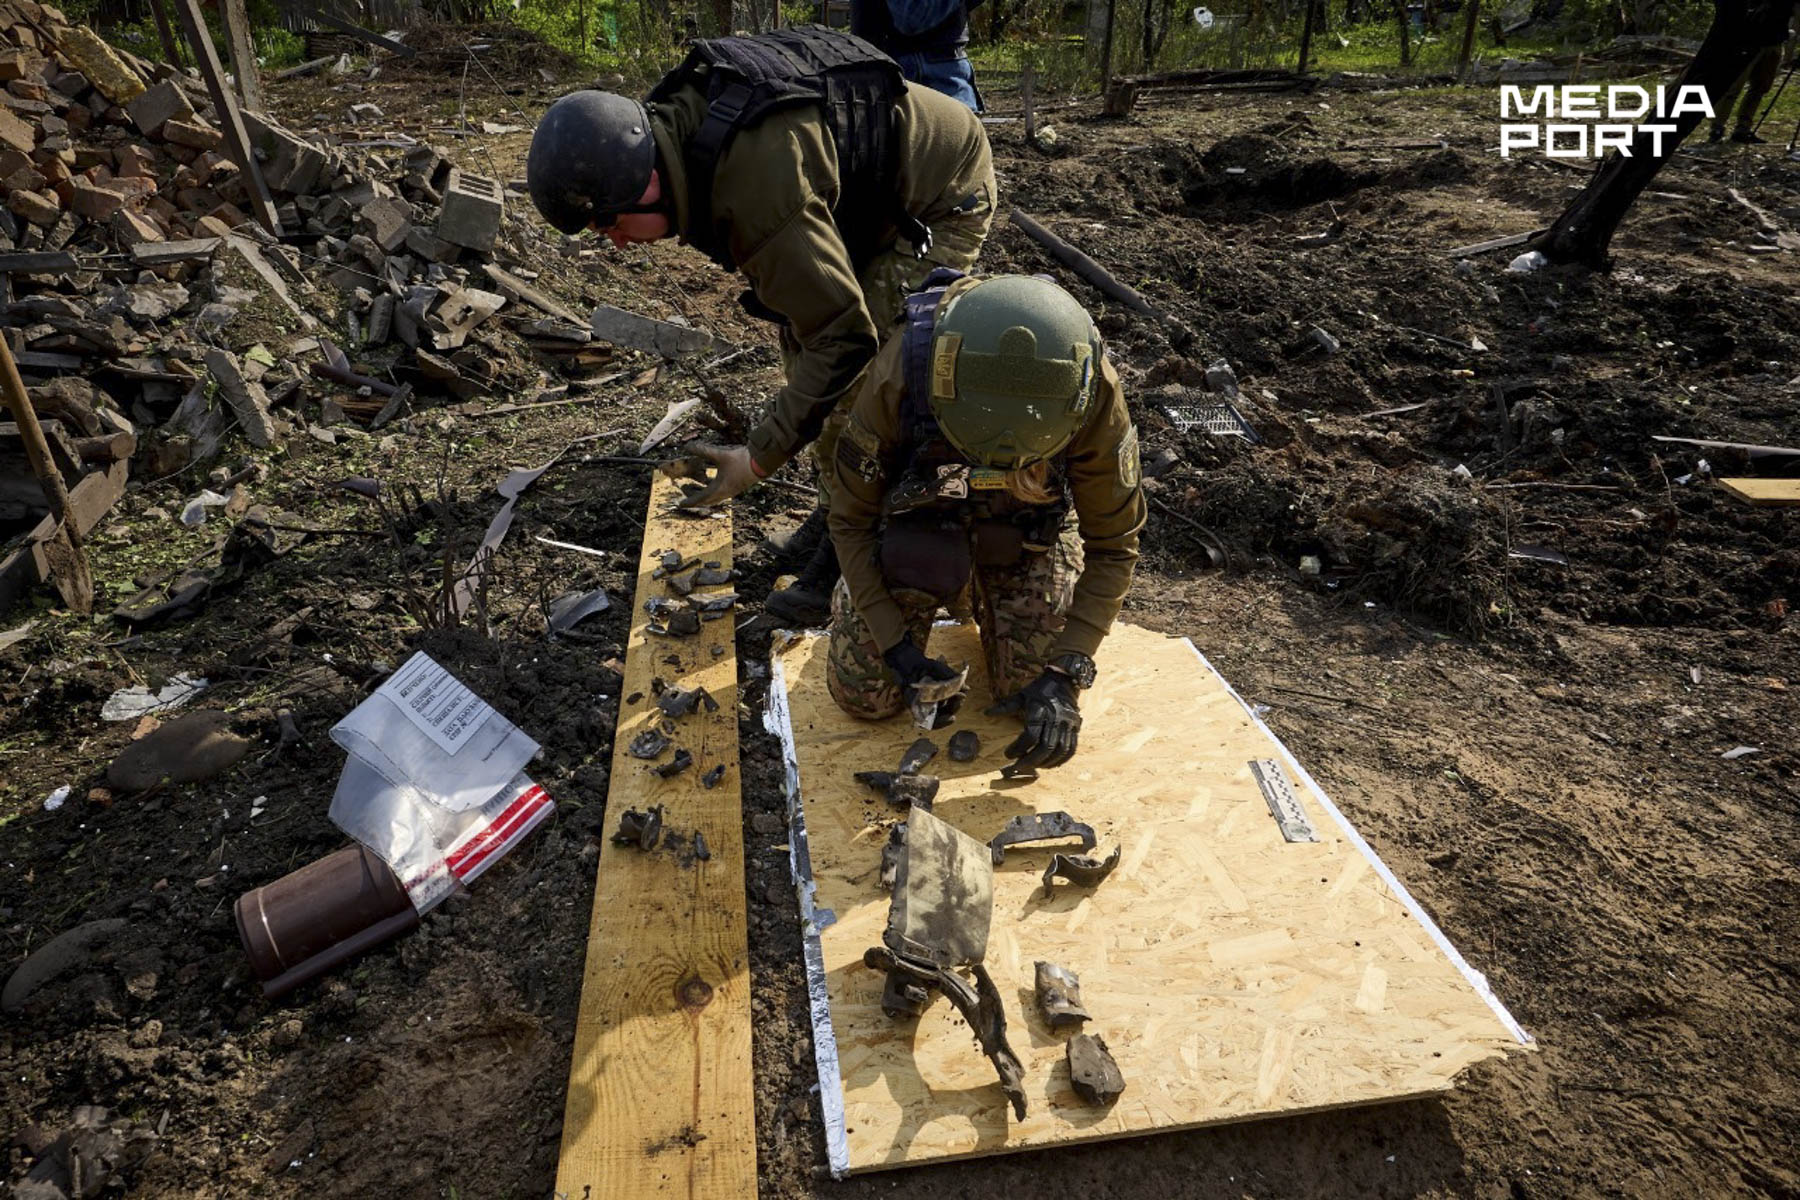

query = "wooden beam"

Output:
[[1717, 478, 1800, 507], [168, 0, 281, 236], [1651, 434, 1800, 458], [1446, 230, 1542, 257], [219, 0, 265, 113], [556, 473, 756, 1200], [296, 6, 418, 58]]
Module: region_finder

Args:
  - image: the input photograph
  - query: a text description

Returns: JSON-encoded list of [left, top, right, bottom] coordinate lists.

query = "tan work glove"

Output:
[[671, 442, 764, 508]]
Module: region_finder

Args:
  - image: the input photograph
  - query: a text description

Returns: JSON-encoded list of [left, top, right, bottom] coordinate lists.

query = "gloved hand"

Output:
[[883, 636, 966, 726], [987, 670, 1082, 769], [672, 442, 763, 508]]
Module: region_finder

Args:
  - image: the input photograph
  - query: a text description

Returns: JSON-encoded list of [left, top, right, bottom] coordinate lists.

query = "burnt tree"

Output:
[[1532, 0, 1793, 268]]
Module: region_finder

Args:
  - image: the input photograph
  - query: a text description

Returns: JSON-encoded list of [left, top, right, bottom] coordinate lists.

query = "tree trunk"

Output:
[[1099, 0, 1118, 87], [1298, 0, 1317, 72], [1456, 0, 1480, 79], [1533, 0, 1791, 268], [1395, 0, 1411, 66]]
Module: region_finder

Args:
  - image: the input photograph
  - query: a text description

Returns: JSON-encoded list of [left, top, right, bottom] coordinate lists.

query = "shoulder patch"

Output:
[[1117, 424, 1141, 493], [837, 416, 884, 485]]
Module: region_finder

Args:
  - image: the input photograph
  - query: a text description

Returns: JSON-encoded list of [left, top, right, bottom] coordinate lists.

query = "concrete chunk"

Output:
[[161, 117, 222, 152], [203, 348, 277, 448], [54, 27, 145, 106], [131, 237, 220, 266], [357, 194, 411, 253], [124, 78, 192, 138], [436, 168, 502, 254]]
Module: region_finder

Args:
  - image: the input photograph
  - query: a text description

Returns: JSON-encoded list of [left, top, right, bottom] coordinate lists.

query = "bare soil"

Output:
[[3, 55, 1797, 1200]]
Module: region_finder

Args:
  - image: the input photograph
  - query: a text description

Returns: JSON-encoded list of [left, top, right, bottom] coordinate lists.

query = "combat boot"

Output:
[[766, 533, 840, 627], [763, 506, 828, 565], [1730, 128, 1766, 144]]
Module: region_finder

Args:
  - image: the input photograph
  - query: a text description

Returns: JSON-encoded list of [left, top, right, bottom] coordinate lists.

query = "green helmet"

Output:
[[926, 275, 1102, 470]]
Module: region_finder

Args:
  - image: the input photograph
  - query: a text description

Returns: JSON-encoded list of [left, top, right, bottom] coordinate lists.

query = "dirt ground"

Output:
[[3, 47, 1798, 1200]]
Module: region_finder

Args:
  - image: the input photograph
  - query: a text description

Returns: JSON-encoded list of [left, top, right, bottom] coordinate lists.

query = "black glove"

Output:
[[883, 636, 965, 724], [987, 670, 1082, 769]]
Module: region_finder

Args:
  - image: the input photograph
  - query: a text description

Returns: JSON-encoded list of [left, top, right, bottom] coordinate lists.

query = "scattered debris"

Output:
[[1034, 960, 1091, 1028], [42, 784, 69, 811], [590, 304, 717, 358], [2, 1104, 160, 1196], [546, 586, 611, 634], [908, 662, 969, 730], [1066, 1033, 1126, 1104], [947, 730, 980, 762], [702, 764, 726, 789], [988, 811, 1098, 865], [653, 749, 694, 778], [100, 672, 208, 720], [628, 726, 673, 759], [612, 804, 664, 850], [855, 770, 941, 809], [1721, 746, 1760, 760], [897, 736, 938, 776], [1041, 846, 1123, 892]]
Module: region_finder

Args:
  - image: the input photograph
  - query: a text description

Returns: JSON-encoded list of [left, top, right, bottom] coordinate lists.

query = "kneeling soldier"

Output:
[[826, 273, 1146, 771]]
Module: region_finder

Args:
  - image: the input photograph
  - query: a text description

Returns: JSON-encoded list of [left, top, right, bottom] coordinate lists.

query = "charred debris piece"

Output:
[[1042, 845, 1123, 891], [866, 807, 1027, 1119], [1066, 1032, 1126, 1105], [611, 804, 664, 850], [988, 811, 1097, 866], [947, 729, 980, 762], [1034, 960, 1090, 1029]]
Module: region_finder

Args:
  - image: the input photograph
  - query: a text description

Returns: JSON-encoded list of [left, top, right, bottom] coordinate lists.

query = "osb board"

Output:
[[770, 622, 1532, 1175], [556, 474, 755, 1199], [1719, 477, 1800, 507]]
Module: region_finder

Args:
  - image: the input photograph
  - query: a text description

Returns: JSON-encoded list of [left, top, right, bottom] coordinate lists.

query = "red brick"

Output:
[[2, 164, 45, 192], [69, 177, 124, 219], [110, 208, 163, 244], [160, 118, 221, 151], [81, 162, 112, 184], [7, 78, 48, 101], [114, 143, 157, 178], [8, 187, 62, 226], [204, 202, 247, 228]]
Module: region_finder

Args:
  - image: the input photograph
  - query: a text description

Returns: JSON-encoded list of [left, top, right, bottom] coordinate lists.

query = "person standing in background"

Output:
[[851, 0, 985, 111]]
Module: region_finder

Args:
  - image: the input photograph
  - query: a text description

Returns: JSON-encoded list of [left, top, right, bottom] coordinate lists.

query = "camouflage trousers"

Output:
[[827, 519, 1083, 720], [788, 182, 995, 510]]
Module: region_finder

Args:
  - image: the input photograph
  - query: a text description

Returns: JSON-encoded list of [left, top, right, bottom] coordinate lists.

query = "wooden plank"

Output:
[[168, 0, 281, 236], [218, 0, 264, 113], [1718, 477, 1800, 507], [1446, 230, 1542, 257], [484, 264, 584, 328], [21, 458, 125, 597], [0, 251, 79, 274], [555, 473, 756, 1200], [771, 623, 1531, 1175]]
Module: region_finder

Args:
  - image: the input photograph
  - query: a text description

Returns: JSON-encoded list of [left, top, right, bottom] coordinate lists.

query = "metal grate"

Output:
[[1159, 396, 1262, 443]]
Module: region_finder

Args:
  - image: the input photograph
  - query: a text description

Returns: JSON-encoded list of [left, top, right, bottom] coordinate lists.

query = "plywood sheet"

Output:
[[556, 475, 755, 1199], [769, 622, 1531, 1175], [1718, 477, 1800, 507]]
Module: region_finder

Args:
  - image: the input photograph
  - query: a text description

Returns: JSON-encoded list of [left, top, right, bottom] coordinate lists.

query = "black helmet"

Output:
[[527, 90, 657, 235]]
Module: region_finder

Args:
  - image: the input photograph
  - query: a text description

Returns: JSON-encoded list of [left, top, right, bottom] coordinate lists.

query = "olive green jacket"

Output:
[[648, 79, 993, 475], [826, 305, 1147, 664]]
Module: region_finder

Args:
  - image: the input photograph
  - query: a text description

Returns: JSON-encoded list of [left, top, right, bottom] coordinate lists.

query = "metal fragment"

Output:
[[897, 737, 938, 776], [948, 730, 980, 762], [1041, 846, 1122, 891], [693, 830, 710, 861], [627, 727, 671, 759], [701, 764, 726, 789], [653, 749, 694, 778], [989, 811, 1097, 866], [1066, 1033, 1125, 1105], [611, 804, 663, 850], [854, 771, 939, 810], [1034, 960, 1090, 1028]]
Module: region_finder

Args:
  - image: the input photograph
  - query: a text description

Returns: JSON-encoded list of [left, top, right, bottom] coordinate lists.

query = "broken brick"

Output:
[[69, 178, 126, 219], [114, 143, 157, 178], [109, 208, 163, 245], [356, 194, 411, 253], [8, 188, 61, 227], [160, 117, 222, 152], [0, 105, 34, 155], [7, 78, 49, 102], [0, 48, 38, 83]]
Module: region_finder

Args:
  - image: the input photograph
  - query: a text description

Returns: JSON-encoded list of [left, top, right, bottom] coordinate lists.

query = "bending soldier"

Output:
[[826, 273, 1146, 771], [525, 27, 996, 625]]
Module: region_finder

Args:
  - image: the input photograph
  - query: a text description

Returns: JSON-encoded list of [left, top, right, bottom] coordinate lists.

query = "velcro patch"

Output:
[[838, 417, 884, 484], [931, 332, 961, 402], [1117, 425, 1141, 493]]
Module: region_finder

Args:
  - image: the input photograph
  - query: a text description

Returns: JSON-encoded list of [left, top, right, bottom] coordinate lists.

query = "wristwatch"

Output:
[[1045, 652, 1097, 690]]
